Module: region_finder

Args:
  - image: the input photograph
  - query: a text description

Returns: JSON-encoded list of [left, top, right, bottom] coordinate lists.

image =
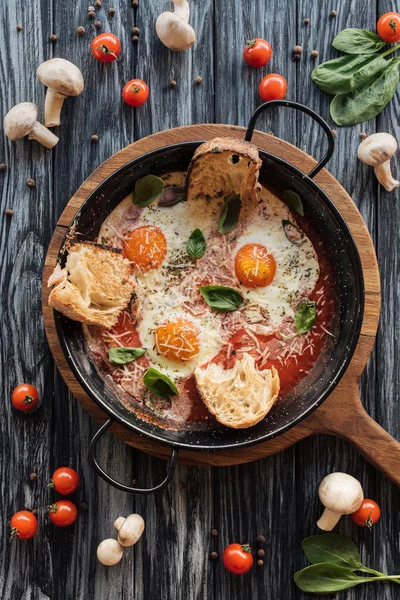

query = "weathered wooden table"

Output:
[[1, 1, 399, 599]]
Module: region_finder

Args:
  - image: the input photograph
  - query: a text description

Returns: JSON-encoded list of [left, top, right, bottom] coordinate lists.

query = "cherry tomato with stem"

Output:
[[48, 467, 79, 495], [223, 543, 253, 575], [10, 511, 38, 540], [91, 33, 121, 62], [122, 79, 149, 107], [243, 38, 273, 68], [351, 499, 381, 529], [377, 12, 400, 43], [259, 74, 287, 102], [48, 500, 78, 527], [11, 384, 39, 412]]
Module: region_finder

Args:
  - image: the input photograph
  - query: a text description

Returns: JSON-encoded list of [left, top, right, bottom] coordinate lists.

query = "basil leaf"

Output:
[[302, 534, 362, 570], [330, 58, 400, 126], [186, 229, 206, 259], [332, 28, 386, 55], [312, 54, 387, 96], [108, 347, 146, 365], [143, 367, 179, 399], [199, 285, 243, 312], [295, 300, 316, 334], [283, 190, 304, 216], [133, 174, 164, 207], [294, 563, 371, 593], [218, 194, 241, 234]]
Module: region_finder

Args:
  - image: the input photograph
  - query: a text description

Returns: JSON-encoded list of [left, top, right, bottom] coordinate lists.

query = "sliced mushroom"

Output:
[[357, 133, 399, 192], [114, 514, 145, 547], [4, 102, 59, 148], [156, 0, 195, 51], [37, 58, 84, 127]]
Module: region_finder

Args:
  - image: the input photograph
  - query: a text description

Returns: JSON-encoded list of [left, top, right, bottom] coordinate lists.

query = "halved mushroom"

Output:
[[37, 58, 84, 127], [4, 102, 59, 148]]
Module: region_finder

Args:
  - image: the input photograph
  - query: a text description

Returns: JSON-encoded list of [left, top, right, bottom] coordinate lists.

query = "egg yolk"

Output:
[[155, 319, 200, 362], [124, 225, 167, 271], [235, 243, 276, 288]]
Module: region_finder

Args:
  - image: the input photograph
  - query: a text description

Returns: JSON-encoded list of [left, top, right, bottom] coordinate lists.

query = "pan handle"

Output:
[[88, 419, 179, 494], [245, 100, 335, 179]]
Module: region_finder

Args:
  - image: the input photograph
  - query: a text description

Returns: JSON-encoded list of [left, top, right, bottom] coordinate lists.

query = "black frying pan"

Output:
[[53, 101, 364, 494]]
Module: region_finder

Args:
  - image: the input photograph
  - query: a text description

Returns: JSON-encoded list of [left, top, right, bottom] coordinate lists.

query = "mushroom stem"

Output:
[[317, 508, 342, 531], [374, 162, 400, 192], [44, 89, 67, 127], [172, 0, 189, 22], [28, 120, 59, 149]]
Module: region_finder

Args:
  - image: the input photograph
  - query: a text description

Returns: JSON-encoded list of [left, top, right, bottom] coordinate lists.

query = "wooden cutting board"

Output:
[[42, 124, 400, 486]]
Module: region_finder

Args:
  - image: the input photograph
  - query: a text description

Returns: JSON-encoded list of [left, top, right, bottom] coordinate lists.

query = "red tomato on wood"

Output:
[[49, 467, 79, 495], [10, 511, 38, 540], [91, 33, 121, 62], [377, 12, 400, 43], [259, 74, 287, 102], [48, 500, 78, 527], [122, 79, 149, 107], [223, 543, 253, 574], [11, 384, 39, 412], [351, 499, 381, 528], [243, 38, 272, 68]]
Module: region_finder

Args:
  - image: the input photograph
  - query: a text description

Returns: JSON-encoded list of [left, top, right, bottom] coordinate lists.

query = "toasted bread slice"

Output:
[[186, 137, 262, 205], [48, 242, 134, 328], [195, 353, 280, 429]]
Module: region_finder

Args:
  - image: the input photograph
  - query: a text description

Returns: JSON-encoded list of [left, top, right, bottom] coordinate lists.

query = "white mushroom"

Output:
[[114, 514, 145, 547], [156, 0, 195, 51], [357, 133, 399, 192], [317, 472, 364, 531], [37, 58, 84, 127], [97, 539, 124, 566], [4, 102, 59, 149]]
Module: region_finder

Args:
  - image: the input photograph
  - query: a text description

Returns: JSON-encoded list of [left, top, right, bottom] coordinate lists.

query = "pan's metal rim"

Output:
[[54, 141, 365, 452]]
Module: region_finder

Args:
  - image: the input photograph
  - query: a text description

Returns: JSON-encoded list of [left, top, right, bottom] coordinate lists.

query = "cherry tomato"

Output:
[[91, 33, 121, 62], [48, 500, 78, 527], [351, 499, 381, 529], [223, 543, 253, 575], [11, 384, 39, 412], [243, 38, 273, 68], [49, 467, 79, 495], [377, 13, 400, 43], [122, 79, 149, 107], [10, 511, 38, 540], [258, 74, 287, 102]]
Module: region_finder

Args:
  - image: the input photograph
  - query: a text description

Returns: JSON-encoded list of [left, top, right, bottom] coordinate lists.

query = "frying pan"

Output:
[[53, 101, 365, 494]]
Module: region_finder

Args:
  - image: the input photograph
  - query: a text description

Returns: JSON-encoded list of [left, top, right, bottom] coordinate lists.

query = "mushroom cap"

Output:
[[318, 472, 364, 514], [155, 12, 195, 50], [97, 539, 123, 566], [37, 58, 84, 97], [357, 133, 398, 167], [4, 102, 38, 140]]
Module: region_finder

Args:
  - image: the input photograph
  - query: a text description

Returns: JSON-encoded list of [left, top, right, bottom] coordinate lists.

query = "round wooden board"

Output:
[[42, 124, 400, 486]]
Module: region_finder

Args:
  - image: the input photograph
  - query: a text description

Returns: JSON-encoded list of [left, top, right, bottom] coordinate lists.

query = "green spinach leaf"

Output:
[[133, 174, 164, 207], [332, 28, 386, 55], [218, 194, 241, 233], [283, 190, 304, 216], [186, 229, 206, 258], [312, 54, 387, 95], [199, 285, 243, 312], [294, 563, 372, 593], [302, 534, 363, 569], [143, 368, 179, 399], [108, 347, 146, 365], [295, 300, 316, 334], [330, 58, 400, 126]]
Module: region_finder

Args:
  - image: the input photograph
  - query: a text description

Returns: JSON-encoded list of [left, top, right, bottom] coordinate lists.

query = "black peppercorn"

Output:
[[256, 535, 265, 544], [95, 21, 102, 29], [257, 559, 264, 567], [5, 209, 14, 216], [211, 528, 218, 536], [257, 549, 265, 558], [169, 79, 177, 88], [330, 10, 337, 17], [132, 26, 140, 35], [0, 163, 7, 172], [211, 552, 218, 559], [108, 8, 115, 16], [304, 18, 310, 25], [49, 34, 57, 42], [195, 76, 203, 84], [91, 134, 99, 142], [76, 26, 86, 36], [132, 34, 139, 43], [29, 472, 38, 481], [17, 24, 22, 32], [26, 178, 36, 187]]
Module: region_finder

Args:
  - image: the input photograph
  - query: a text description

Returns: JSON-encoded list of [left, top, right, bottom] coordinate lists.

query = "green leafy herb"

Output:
[[312, 54, 387, 96], [186, 229, 206, 258], [132, 174, 164, 207], [283, 190, 304, 216], [294, 534, 400, 594], [330, 57, 400, 126], [199, 285, 243, 312], [295, 300, 316, 334], [218, 194, 241, 234], [332, 28, 386, 55], [101, 237, 109, 246], [108, 347, 146, 365], [143, 368, 179, 399]]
